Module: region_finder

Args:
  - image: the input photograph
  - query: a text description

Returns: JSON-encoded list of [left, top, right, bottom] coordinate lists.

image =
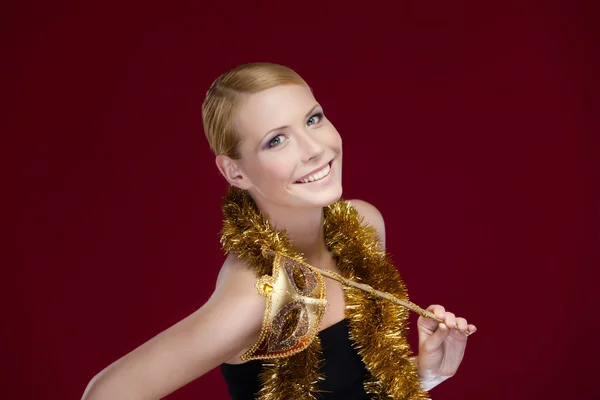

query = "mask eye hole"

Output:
[[284, 260, 317, 296], [268, 301, 309, 352], [280, 307, 301, 342], [292, 265, 306, 292]]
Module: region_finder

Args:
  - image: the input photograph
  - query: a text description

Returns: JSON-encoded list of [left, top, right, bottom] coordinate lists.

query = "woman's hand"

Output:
[[416, 304, 477, 390]]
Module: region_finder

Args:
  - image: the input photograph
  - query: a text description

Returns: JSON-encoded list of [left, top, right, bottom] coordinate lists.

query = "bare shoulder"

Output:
[[214, 251, 265, 319], [215, 252, 263, 294], [347, 199, 386, 250]]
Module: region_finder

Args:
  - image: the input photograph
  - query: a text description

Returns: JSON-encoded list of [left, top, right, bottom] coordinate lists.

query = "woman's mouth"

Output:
[[295, 161, 332, 184]]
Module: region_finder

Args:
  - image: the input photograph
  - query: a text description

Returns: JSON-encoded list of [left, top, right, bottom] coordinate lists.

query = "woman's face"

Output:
[[229, 84, 343, 209]]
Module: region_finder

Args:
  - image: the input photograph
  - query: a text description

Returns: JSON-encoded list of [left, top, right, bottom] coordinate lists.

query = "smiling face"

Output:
[[218, 84, 343, 209]]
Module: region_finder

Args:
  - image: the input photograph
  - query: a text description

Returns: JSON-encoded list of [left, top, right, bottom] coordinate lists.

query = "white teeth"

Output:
[[298, 163, 331, 183]]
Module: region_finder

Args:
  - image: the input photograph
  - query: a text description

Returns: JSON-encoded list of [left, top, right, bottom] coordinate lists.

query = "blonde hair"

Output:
[[202, 62, 308, 159]]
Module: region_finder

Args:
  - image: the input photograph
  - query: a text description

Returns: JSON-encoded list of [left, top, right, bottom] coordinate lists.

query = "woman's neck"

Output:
[[258, 202, 331, 266]]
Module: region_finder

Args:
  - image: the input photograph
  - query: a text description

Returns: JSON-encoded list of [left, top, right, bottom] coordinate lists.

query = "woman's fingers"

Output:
[[424, 305, 476, 336], [428, 304, 446, 320], [419, 304, 445, 334], [420, 318, 450, 353], [455, 317, 467, 333], [467, 324, 477, 335], [444, 312, 457, 332], [451, 318, 477, 336]]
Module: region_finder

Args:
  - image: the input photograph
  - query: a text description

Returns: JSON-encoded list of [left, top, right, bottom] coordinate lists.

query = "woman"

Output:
[[82, 62, 476, 400]]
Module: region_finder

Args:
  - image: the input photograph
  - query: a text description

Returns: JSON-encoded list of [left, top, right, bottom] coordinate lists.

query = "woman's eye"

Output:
[[307, 112, 323, 126], [267, 134, 285, 148]]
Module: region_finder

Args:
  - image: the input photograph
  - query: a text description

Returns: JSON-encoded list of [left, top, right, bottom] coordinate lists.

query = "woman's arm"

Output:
[[82, 254, 264, 400]]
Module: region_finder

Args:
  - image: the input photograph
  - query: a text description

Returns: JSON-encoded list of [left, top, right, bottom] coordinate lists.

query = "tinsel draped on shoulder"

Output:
[[221, 187, 309, 275], [220, 187, 428, 399]]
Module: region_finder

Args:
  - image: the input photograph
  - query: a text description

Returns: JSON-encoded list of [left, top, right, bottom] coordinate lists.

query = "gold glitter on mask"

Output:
[[241, 254, 327, 361]]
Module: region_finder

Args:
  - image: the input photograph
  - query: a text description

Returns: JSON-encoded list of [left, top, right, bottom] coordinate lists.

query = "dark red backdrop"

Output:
[[4, 1, 595, 399]]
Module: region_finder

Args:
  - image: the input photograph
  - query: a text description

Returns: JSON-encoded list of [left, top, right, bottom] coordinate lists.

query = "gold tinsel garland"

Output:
[[221, 187, 428, 399]]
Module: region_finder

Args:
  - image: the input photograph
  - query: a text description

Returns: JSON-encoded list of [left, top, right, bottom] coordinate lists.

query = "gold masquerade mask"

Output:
[[240, 251, 452, 362], [240, 253, 327, 361]]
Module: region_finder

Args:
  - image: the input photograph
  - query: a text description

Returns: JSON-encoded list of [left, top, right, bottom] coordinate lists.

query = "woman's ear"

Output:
[[215, 155, 253, 189]]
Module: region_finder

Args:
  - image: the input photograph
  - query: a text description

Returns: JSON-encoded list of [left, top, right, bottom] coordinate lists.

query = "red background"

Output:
[[4, 1, 595, 399]]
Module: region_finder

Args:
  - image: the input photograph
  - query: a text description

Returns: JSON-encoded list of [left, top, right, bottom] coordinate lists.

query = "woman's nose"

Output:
[[298, 131, 324, 162]]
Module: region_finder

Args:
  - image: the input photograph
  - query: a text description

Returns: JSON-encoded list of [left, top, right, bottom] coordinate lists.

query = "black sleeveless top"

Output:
[[220, 319, 370, 399]]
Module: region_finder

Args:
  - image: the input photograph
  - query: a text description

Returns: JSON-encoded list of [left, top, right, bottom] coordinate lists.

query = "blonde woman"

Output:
[[82, 62, 476, 400]]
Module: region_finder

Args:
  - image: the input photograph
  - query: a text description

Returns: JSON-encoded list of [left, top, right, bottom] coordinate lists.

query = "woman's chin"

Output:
[[325, 185, 343, 205], [296, 183, 343, 208]]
